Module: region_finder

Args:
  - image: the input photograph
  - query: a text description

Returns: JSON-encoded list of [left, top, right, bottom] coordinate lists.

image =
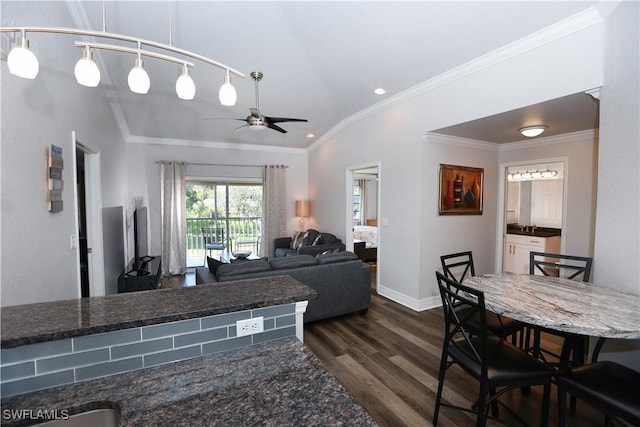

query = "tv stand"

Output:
[[118, 256, 161, 293]]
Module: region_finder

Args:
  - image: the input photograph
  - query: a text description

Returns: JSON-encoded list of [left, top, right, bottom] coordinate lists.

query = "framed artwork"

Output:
[[438, 164, 483, 215]]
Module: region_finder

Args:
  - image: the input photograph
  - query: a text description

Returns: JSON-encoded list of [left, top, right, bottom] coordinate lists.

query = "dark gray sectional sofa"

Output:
[[195, 252, 371, 323]]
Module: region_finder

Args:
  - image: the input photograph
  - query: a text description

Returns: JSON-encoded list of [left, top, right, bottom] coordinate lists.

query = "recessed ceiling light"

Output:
[[306, 133, 315, 139], [519, 125, 547, 137], [374, 88, 386, 95]]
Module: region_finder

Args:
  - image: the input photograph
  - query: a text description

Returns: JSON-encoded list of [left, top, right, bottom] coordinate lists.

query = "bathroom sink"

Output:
[[36, 408, 119, 427]]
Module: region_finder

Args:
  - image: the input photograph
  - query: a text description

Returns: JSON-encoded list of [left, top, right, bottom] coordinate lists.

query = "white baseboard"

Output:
[[376, 284, 441, 312]]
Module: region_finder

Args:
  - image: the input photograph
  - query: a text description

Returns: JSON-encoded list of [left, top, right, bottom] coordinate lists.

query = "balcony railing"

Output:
[[187, 217, 261, 267]]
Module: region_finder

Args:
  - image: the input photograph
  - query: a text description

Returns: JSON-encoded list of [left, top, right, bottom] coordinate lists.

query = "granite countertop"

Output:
[[505, 225, 562, 238], [0, 337, 377, 426], [1, 276, 317, 348]]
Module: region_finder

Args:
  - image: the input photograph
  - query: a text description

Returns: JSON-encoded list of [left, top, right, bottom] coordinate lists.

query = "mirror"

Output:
[[506, 161, 564, 228]]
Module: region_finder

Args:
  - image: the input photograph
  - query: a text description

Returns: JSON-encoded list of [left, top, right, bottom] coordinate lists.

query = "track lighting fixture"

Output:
[[219, 69, 237, 106], [128, 51, 150, 94], [0, 25, 244, 102], [7, 30, 39, 79], [74, 46, 100, 87], [175, 64, 196, 100]]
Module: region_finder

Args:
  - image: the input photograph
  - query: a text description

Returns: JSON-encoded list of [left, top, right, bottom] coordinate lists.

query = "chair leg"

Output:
[[557, 384, 566, 427], [540, 382, 551, 427], [433, 350, 448, 426]]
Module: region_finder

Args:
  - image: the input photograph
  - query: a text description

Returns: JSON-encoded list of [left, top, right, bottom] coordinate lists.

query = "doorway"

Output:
[[346, 163, 380, 291], [74, 135, 106, 297], [498, 158, 568, 273]]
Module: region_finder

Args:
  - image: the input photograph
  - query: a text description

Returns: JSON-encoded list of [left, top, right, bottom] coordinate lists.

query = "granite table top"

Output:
[[1, 276, 317, 348], [0, 337, 377, 426], [464, 274, 640, 339]]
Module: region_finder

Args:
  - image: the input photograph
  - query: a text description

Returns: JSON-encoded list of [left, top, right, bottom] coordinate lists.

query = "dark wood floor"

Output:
[[162, 271, 619, 427]]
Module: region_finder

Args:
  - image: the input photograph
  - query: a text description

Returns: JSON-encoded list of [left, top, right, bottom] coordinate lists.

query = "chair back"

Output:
[[440, 251, 475, 284], [202, 227, 225, 245], [529, 252, 593, 282], [436, 271, 487, 366]]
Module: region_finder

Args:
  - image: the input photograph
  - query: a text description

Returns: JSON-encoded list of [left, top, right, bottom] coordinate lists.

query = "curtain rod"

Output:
[[156, 161, 287, 168]]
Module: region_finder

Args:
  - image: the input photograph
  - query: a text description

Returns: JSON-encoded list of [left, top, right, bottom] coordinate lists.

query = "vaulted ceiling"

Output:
[[5, 1, 600, 149]]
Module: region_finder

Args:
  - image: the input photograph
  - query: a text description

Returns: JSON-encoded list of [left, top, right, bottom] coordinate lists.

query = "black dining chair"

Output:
[[433, 271, 552, 427], [440, 251, 525, 347], [527, 252, 594, 368], [557, 337, 640, 427]]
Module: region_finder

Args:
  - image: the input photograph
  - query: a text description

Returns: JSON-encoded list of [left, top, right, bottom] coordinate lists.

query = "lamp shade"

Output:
[[74, 47, 100, 87], [295, 200, 310, 217], [175, 65, 196, 100], [219, 70, 237, 106], [128, 57, 150, 94], [8, 36, 39, 79]]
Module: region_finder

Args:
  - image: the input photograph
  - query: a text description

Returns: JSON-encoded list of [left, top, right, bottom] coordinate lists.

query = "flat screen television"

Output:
[[133, 207, 151, 270]]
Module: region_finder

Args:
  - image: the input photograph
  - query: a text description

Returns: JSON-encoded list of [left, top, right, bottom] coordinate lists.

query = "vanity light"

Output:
[[531, 170, 542, 179], [520, 125, 547, 138], [508, 168, 559, 181]]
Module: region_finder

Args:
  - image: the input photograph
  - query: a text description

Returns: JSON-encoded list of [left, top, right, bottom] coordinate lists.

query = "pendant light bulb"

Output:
[[218, 69, 237, 106], [74, 46, 101, 87], [128, 54, 150, 94], [175, 64, 196, 100], [7, 33, 39, 79]]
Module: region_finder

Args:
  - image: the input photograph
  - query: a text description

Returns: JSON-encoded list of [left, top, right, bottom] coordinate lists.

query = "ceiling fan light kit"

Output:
[[519, 125, 547, 137], [1, 7, 244, 104]]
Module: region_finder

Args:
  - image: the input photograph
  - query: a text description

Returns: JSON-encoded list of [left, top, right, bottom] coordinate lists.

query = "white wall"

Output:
[[593, 1, 640, 369], [309, 16, 604, 309], [1, 2, 127, 306]]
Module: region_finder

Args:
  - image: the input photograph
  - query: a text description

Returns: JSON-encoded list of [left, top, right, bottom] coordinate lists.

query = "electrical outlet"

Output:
[[236, 317, 264, 337]]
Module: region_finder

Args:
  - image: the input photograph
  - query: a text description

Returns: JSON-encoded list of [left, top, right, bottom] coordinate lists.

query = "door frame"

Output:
[[73, 133, 106, 297], [346, 162, 381, 288], [496, 156, 569, 273]]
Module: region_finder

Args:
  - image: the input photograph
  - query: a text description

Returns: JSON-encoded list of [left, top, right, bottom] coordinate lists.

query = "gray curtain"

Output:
[[161, 161, 186, 276], [261, 165, 287, 258], [359, 179, 368, 225]]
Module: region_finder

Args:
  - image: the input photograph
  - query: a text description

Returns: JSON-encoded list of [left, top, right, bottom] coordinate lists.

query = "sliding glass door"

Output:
[[186, 181, 262, 267]]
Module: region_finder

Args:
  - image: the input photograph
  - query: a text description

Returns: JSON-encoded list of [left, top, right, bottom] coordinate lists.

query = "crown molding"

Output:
[[423, 133, 501, 151], [127, 135, 308, 154], [309, 6, 602, 153]]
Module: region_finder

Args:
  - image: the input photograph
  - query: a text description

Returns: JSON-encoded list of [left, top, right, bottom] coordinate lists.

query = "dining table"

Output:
[[462, 273, 640, 369]]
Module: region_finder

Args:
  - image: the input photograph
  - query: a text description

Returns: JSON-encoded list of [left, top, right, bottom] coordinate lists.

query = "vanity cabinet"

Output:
[[504, 234, 561, 274]]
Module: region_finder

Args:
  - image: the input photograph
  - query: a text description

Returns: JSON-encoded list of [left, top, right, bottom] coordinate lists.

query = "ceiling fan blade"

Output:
[[265, 116, 308, 124], [266, 123, 287, 133], [233, 124, 250, 132], [250, 108, 261, 118], [203, 117, 246, 121]]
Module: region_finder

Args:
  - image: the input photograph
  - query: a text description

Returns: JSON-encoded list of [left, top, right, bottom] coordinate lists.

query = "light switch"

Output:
[[382, 218, 389, 226], [70, 234, 77, 250]]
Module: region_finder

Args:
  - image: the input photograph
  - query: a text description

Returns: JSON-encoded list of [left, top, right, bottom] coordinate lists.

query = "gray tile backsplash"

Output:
[[0, 304, 297, 397]]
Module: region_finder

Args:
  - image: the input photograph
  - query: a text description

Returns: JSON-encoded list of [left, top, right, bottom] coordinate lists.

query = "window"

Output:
[[186, 181, 262, 267]]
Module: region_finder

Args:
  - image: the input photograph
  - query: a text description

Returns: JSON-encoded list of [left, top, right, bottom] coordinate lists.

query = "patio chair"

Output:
[[202, 227, 227, 264], [433, 271, 552, 426]]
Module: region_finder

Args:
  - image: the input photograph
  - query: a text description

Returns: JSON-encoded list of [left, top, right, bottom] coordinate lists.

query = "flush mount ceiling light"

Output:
[[374, 88, 386, 95], [519, 125, 547, 138], [1, 5, 244, 102]]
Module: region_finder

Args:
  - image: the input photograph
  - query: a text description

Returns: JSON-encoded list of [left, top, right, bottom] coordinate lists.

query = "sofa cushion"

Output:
[[270, 254, 318, 270], [319, 232, 339, 244], [207, 256, 224, 275], [216, 259, 271, 278], [303, 229, 320, 246], [316, 251, 359, 264], [291, 231, 306, 249]]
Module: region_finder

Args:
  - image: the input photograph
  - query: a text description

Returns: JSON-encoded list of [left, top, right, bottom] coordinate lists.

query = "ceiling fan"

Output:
[[206, 71, 307, 134]]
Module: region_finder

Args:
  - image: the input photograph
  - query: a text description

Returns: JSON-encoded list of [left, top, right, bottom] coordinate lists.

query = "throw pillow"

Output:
[[304, 229, 320, 246], [207, 256, 224, 274], [311, 233, 322, 246], [290, 231, 305, 249]]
